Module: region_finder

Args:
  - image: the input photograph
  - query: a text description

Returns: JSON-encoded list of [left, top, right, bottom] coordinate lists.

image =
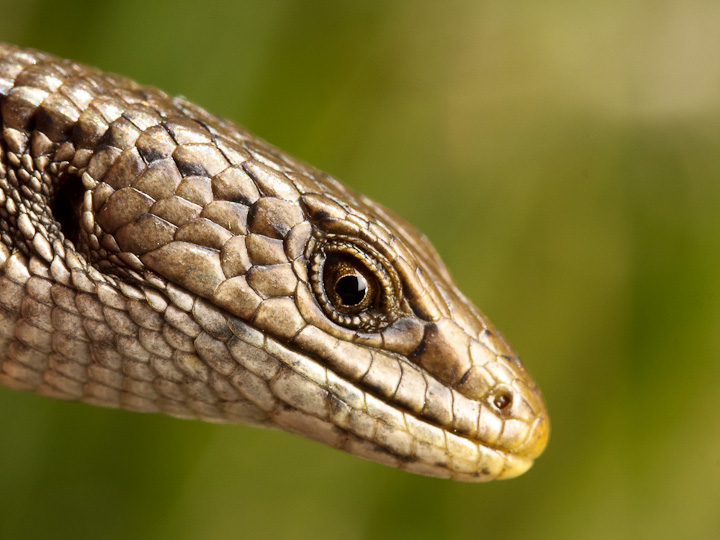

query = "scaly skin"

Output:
[[0, 44, 548, 481]]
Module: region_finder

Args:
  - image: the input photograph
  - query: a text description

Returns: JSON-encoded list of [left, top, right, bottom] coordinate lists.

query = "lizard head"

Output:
[[73, 114, 549, 480], [0, 43, 547, 481], [84, 106, 549, 479]]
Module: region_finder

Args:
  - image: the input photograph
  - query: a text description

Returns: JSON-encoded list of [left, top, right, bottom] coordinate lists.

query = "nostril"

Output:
[[492, 390, 513, 412], [51, 174, 84, 246]]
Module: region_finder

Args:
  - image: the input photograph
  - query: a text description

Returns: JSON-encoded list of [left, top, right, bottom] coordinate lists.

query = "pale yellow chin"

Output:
[[457, 447, 537, 482], [461, 413, 549, 482], [399, 451, 536, 483], [495, 455, 535, 481], [520, 413, 551, 460], [388, 426, 547, 483]]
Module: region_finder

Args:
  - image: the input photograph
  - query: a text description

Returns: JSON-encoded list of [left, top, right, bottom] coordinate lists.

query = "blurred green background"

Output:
[[1, 1, 719, 539]]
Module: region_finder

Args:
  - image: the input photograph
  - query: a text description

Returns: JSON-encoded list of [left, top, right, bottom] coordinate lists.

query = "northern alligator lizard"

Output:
[[0, 44, 548, 481]]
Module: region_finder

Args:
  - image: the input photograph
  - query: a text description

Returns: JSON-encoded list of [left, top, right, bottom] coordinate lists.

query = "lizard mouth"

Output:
[[247, 322, 548, 482], [378, 410, 548, 481], [387, 401, 549, 481]]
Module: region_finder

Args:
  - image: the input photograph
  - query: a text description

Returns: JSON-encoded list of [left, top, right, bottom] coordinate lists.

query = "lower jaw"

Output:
[[398, 449, 534, 482]]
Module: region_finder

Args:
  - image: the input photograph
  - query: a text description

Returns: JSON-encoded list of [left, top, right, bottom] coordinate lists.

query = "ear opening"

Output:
[[51, 174, 84, 246]]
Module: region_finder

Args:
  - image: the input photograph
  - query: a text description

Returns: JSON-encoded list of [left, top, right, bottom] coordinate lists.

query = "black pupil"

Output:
[[335, 274, 367, 306]]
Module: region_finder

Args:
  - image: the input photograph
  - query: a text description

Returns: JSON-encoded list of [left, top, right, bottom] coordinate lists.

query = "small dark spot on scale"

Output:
[[313, 209, 330, 221], [328, 394, 348, 414], [373, 445, 397, 459], [408, 338, 426, 359], [233, 194, 256, 206], [360, 378, 385, 397], [137, 144, 166, 163], [457, 370, 472, 386], [33, 107, 56, 135], [174, 158, 207, 177]]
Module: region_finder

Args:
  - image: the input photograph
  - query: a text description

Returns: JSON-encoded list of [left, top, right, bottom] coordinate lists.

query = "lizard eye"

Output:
[[310, 239, 400, 330], [323, 253, 377, 313]]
